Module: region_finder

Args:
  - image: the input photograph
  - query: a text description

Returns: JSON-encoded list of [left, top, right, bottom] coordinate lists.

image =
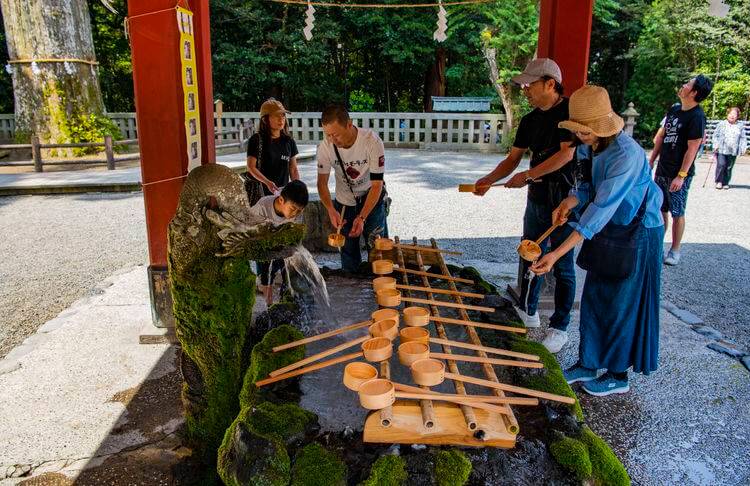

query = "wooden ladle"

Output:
[[410, 358, 576, 404], [327, 205, 346, 248], [371, 259, 475, 284], [376, 288, 494, 313], [373, 237, 462, 255], [397, 342, 543, 369], [517, 218, 567, 262], [372, 277, 484, 299], [397, 331, 540, 362], [272, 319, 372, 352]]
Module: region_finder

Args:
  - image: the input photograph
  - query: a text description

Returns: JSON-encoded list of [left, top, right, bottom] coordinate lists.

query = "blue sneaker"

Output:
[[563, 364, 597, 384], [581, 373, 630, 397]]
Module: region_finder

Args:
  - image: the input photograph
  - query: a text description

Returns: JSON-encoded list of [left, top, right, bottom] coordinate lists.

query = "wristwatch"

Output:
[[524, 172, 535, 185], [677, 171, 688, 178]]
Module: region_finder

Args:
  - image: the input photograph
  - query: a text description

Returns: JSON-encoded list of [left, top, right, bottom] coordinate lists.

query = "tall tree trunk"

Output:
[[423, 47, 446, 112], [0, 0, 105, 146], [482, 46, 514, 135]]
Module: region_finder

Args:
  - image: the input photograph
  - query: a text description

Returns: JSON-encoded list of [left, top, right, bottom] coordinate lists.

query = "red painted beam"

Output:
[[537, 0, 594, 96], [128, 0, 214, 268]]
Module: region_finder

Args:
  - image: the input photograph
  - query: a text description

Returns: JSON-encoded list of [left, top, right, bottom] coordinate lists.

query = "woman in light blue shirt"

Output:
[[531, 85, 664, 397]]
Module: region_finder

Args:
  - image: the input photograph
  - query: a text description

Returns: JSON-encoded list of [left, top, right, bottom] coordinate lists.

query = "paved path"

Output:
[[0, 149, 748, 484]]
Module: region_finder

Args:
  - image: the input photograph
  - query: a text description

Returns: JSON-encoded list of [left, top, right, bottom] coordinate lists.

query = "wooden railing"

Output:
[[0, 136, 139, 172]]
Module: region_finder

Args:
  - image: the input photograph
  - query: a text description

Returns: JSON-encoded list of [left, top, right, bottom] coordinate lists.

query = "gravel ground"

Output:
[[1, 149, 749, 484], [0, 193, 147, 358]]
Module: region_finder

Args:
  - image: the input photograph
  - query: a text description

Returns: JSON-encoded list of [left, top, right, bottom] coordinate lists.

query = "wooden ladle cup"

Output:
[[327, 205, 347, 249], [371, 308, 400, 327], [403, 306, 430, 326], [343, 362, 379, 391], [368, 318, 399, 341], [376, 289, 494, 313], [517, 222, 563, 262]]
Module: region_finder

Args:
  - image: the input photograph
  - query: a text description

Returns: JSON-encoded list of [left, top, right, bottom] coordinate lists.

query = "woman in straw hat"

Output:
[[530, 85, 664, 396]]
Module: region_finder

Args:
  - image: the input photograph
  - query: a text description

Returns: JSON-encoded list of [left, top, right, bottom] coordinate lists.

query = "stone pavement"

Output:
[[0, 146, 316, 195]]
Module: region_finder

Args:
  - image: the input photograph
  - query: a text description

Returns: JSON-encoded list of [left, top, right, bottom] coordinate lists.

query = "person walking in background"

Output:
[[712, 107, 747, 190], [649, 75, 713, 266], [532, 85, 664, 396]]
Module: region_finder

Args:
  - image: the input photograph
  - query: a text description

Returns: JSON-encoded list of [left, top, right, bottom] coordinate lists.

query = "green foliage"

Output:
[[290, 443, 347, 486], [509, 337, 584, 420], [0, 9, 12, 115], [580, 426, 631, 486], [434, 449, 472, 486], [349, 90, 375, 112], [88, 0, 134, 112], [549, 436, 592, 480], [360, 455, 407, 486], [65, 113, 122, 155]]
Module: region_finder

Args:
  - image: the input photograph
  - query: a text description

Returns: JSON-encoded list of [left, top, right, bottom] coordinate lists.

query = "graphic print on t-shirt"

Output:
[[662, 114, 682, 146]]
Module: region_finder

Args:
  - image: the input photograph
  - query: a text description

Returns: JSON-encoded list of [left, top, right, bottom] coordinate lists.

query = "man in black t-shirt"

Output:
[[473, 58, 577, 354], [649, 75, 713, 266]]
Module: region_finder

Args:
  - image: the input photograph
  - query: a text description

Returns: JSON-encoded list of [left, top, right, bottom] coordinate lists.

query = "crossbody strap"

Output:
[[333, 144, 356, 193]]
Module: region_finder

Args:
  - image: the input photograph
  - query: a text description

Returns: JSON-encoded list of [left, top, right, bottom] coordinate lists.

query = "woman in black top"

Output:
[[246, 98, 300, 195], [245, 98, 300, 305]]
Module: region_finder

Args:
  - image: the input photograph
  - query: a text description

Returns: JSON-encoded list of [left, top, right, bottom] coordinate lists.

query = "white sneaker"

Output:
[[513, 306, 540, 328], [664, 249, 681, 266], [541, 328, 568, 353], [723, 184, 730, 190], [715, 182, 723, 189]]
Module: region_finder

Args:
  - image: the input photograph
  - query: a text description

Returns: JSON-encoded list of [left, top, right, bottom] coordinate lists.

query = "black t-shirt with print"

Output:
[[656, 103, 706, 178], [247, 132, 299, 195], [513, 98, 574, 203]]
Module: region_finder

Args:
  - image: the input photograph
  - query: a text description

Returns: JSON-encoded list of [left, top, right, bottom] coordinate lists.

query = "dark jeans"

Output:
[[715, 153, 737, 185], [335, 196, 389, 273], [256, 259, 286, 287], [518, 191, 577, 331]]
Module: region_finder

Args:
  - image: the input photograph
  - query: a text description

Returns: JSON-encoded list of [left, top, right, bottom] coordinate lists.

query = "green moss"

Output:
[[580, 426, 630, 486], [240, 325, 305, 407], [550, 436, 592, 480], [246, 401, 316, 442], [359, 455, 407, 486], [217, 407, 291, 486], [509, 337, 584, 420], [290, 443, 347, 486], [246, 223, 306, 263], [170, 251, 256, 460], [434, 449, 472, 486]]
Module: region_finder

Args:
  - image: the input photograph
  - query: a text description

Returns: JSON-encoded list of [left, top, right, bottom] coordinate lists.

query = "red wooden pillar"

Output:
[[128, 0, 215, 328], [537, 0, 594, 96]]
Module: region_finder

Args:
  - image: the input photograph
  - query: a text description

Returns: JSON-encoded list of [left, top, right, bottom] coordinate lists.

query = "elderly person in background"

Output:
[[712, 107, 747, 190], [531, 85, 664, 397]]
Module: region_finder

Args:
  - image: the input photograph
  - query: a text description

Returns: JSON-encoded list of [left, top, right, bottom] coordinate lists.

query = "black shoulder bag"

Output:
[[576, 187, 649, 280]]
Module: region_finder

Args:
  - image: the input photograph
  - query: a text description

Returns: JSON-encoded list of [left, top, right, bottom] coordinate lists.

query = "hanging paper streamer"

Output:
[[177, 6, 202, 171], [433, 2, 447, 42], [303, 2, 315, 41]]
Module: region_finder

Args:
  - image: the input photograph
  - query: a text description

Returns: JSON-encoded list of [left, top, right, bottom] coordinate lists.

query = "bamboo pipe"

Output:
[[410, 237, 485, 428], [269, 335, 369, 377], [372, 277, 485, 299], [272, 319, 371, 352], [393, 236, 439, 430], [428, 337, 539, 361], [430, 238, 520, 434], [428, 315, 526, 334]]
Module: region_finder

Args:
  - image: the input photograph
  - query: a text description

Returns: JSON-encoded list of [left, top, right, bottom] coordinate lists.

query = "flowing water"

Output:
[[284, 245, 338, 332]]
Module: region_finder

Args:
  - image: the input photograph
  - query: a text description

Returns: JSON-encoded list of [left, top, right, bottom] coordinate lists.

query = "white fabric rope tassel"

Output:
[[303, 2, 316, 41], [433, 1, 447, 42]]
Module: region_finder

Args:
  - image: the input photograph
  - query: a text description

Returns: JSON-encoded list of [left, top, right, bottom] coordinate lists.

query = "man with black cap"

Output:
[[473, 58, 577, 354]]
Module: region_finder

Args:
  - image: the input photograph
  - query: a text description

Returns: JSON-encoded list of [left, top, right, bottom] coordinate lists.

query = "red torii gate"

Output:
[[127, 0, 594, 328]]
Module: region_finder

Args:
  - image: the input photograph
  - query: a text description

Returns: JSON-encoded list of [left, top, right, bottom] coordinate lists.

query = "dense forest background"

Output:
[[0, 0, 748, 143]]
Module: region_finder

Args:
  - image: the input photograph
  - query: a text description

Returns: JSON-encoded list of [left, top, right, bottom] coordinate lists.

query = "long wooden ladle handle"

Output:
[[269, 335, 369, 377], [401, 296, 493, 313], [336, 205, 346, 234], [534, 223, 560, 246], [272, 320, 372, 352], [430, 352, 543, 369], [393, 392, 521, 415], [255, 352, 362, 387], [444, 371, 576, 404], [428, 337, 539, 361], [392, 382, 538, 405]]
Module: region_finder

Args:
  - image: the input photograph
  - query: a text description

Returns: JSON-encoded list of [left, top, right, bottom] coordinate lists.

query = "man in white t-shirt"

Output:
[[317, 104, 388, 273]]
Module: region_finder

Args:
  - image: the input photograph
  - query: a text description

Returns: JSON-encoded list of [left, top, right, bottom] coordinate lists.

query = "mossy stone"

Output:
[[217, 407, 291, 486], [434, 449, 472, 486], [549, 436, 592, 480], [246, 401, 317, 444], [359, 455, 407, 486], [580, 426, 631, 486], [240, 325, 305, 408], [290, 443, 347, 486], [509, 337, 584, 420]]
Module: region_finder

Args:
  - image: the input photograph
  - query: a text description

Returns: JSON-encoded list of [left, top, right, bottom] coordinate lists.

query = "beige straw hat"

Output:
[[558, 85, 624, 137]]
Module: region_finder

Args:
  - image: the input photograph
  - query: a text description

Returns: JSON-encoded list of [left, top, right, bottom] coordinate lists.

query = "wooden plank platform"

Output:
[[363, 400, 517, 448]]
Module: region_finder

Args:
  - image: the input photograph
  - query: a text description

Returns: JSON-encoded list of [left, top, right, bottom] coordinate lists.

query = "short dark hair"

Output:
[[691, 74, 713, 103], [542, 76, 564, 96], [321, 104, 350, 126], [280, 180, 309, 207]]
